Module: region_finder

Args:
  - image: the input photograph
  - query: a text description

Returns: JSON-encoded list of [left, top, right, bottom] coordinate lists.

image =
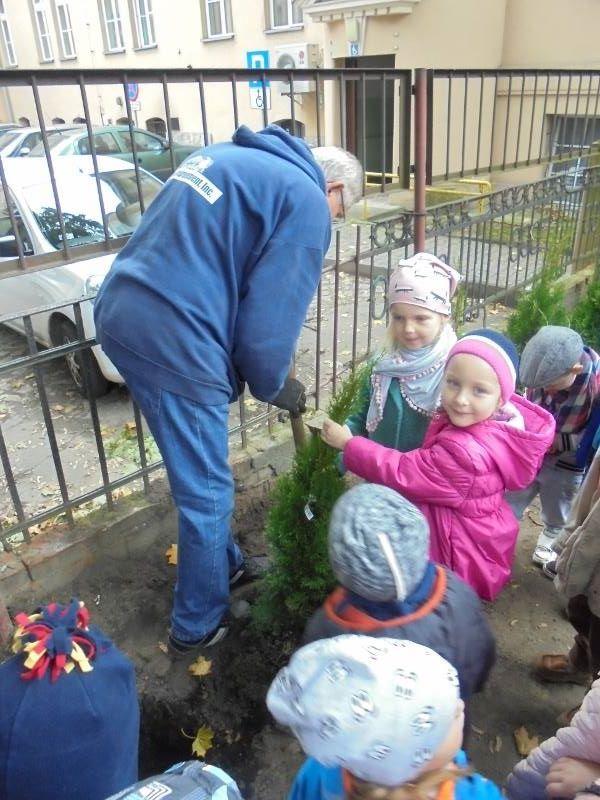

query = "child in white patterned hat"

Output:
[[267, 635, 502, 800], [339, 253, 461, 460]]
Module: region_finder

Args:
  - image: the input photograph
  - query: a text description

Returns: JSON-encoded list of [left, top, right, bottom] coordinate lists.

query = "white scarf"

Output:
[[366, 325, 457, 432]]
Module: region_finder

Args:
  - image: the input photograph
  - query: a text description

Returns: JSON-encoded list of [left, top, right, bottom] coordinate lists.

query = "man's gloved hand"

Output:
[[271, 378, 306, 416]]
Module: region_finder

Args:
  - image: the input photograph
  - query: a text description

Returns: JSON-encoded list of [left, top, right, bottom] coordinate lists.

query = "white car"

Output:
[[0, 124, 82, 158], [0, 156, 163, 396]]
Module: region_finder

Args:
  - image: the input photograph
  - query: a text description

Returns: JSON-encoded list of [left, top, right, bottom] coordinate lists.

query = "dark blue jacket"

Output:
[[94, 125, 331, 404], [302, 566, 495, 702]]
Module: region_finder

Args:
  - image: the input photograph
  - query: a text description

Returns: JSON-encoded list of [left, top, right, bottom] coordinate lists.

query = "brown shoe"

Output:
[[533, 654, 591, 685]]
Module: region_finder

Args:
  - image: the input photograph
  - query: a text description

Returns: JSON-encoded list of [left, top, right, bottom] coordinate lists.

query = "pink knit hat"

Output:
[[388, 253, 461, 316], [447, 329, 519, 403]]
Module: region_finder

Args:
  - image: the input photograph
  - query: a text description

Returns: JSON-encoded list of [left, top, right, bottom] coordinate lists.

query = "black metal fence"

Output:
[[428, 69, 600, 181], [1, 66, 600, 547]]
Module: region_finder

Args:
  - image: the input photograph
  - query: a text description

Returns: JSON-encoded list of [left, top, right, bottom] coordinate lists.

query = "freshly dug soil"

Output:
[[4, 483, 588, 799]]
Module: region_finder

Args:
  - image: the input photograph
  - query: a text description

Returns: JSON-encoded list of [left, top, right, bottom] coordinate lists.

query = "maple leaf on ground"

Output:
[[188, 655, 212, 678], [514, 725, 539, 756], [165, 544, 178, 565], [191, 726, 214, 758]]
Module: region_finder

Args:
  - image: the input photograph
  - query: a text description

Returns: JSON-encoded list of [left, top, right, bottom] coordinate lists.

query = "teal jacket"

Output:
[[345, 371, 430, 452]]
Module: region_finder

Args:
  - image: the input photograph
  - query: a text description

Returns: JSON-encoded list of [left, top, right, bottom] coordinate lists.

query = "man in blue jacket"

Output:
[[94, 125, 362, 654]]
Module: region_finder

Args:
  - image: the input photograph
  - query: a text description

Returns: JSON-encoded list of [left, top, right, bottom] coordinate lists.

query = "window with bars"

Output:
[[54, 1, 76, 59], [100, 0, 125, 52], [202, 0, 232, 38], [269, 0, 302, 29], [131, 0, 156, 48], [0, 1, 17, 66], [32, 0, 54, 62]]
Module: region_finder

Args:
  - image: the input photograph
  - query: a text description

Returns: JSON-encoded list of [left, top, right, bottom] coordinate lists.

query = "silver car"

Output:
[[0, 156, 163, 397]]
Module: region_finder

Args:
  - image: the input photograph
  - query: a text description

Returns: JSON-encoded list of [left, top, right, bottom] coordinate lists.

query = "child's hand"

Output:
[[321, 419, 353, 450], [547, 757, 600, 798]]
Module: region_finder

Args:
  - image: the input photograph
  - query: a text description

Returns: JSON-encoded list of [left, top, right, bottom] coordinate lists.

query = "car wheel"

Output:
[[53, 317, 111, 399]]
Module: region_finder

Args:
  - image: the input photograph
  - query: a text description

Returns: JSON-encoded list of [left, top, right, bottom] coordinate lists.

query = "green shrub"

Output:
[[253, 365, 369, 633], [571, 281, 600, 352], [506, 266, 569, 351], [506, 220, 575, 350]]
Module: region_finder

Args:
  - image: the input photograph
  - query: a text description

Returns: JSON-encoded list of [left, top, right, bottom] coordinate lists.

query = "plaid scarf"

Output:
[[528, 347, 600, 436]]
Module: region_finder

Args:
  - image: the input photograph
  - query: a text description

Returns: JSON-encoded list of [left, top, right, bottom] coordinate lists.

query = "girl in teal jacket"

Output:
[[345, 253, 461, 453]]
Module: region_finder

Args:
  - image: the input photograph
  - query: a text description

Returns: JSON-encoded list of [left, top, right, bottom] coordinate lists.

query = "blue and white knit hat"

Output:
[[267, 636, 461, 787], [448, 328, 519, 403]]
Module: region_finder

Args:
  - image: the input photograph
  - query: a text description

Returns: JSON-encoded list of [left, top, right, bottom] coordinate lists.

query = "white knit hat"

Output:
[[267, 636, 461, 787]]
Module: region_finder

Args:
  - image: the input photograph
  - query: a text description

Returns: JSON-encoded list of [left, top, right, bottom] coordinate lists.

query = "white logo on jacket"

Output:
[[171, 155, 223, 204]]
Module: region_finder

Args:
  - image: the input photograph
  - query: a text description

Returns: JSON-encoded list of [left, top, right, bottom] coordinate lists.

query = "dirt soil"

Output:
[[5, 481, 587, 799]]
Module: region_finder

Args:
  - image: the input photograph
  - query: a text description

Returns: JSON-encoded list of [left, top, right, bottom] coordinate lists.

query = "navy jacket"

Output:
[[302, 566, 496, 701], [94, 125, 331, 404]]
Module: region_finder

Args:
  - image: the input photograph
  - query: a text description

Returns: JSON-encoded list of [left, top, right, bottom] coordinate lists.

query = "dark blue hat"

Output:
[[0, 599, 139, 800]]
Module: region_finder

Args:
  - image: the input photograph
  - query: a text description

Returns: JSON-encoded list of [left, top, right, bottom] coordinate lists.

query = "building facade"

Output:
[[0, 0, 599, 183]]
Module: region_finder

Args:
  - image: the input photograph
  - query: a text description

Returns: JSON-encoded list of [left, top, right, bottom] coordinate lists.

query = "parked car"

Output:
[[0, 156, 163, 397], [0, 124, 81, 158], [29, 124, 201, 181]]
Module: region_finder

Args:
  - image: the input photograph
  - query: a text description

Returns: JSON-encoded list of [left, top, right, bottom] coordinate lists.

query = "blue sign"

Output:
[[126, 82, 139, 102], [246, 50, 270, 88]]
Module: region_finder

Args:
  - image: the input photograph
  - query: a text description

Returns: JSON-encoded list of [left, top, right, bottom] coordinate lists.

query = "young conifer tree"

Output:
[[254, 365, 369, 632]]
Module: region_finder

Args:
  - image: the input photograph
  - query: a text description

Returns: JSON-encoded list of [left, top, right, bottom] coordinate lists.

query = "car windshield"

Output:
[[23, 169, 162, 249], [28, 130, 75, 155]]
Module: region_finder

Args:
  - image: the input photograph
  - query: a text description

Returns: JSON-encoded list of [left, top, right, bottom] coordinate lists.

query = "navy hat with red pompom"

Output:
[[0, 599, 139, 800]]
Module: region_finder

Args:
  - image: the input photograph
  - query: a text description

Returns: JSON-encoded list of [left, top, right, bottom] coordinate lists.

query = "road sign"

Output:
[[249, 86, 271, 110], [130, 100, 141, 111], [246, 50, 270, 88], [126, 82, 139, 102], [348, 41, 360, 57]]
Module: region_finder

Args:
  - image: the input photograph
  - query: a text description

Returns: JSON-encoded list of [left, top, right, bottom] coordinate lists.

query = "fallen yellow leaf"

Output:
[[157, 641, 168, 654], [125, 421, 137, 433], [514, 725, 539, 756], [191, 726, 214, 758], [165, 544, 178, 565], [189, 655, 212, 678]]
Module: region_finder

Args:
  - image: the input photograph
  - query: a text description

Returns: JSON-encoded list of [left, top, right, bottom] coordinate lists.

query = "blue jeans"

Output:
[[118, 368, 243, 642]]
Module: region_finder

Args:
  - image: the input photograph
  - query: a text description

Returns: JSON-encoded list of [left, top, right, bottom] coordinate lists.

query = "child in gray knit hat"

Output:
[[508, 326, 600, 575], [302, 483, 495, 707]]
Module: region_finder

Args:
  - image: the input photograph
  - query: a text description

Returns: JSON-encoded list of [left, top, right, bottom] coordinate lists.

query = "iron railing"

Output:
[[2, 66, 600, 545], [428, 69, 600, 181]]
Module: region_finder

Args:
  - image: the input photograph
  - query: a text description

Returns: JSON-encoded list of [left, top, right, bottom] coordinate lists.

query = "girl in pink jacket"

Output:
[[322, 329, 555, 601]]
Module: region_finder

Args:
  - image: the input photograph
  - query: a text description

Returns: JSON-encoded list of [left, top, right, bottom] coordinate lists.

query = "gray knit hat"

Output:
[[328, 484, 429, 602], [520, 326, 583, 388]]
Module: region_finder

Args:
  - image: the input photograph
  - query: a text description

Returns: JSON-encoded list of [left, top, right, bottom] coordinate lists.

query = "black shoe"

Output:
[[543, 557, 558, 580], [229, 556, 269, 588], [167, 624, 228, 657]]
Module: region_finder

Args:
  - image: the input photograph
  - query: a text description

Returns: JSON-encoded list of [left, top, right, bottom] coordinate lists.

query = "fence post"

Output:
[[414, 68, 428, 253], [572, 142, 600, 276]]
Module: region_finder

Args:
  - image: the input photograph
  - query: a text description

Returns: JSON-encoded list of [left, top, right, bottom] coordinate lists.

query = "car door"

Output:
[[116, 130, 170, 180], [0, 192, 46, 339]]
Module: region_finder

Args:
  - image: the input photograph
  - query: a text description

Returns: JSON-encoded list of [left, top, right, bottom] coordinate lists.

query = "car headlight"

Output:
[[84, 273, 105, 301]]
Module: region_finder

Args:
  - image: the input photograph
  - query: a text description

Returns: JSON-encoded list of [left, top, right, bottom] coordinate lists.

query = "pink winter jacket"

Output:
[[505, 677, 600, 799], [343, 394, 555, 601]]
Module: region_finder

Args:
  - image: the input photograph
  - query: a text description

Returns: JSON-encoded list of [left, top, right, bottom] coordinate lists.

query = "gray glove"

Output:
[[271, 377, 306, 416]]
